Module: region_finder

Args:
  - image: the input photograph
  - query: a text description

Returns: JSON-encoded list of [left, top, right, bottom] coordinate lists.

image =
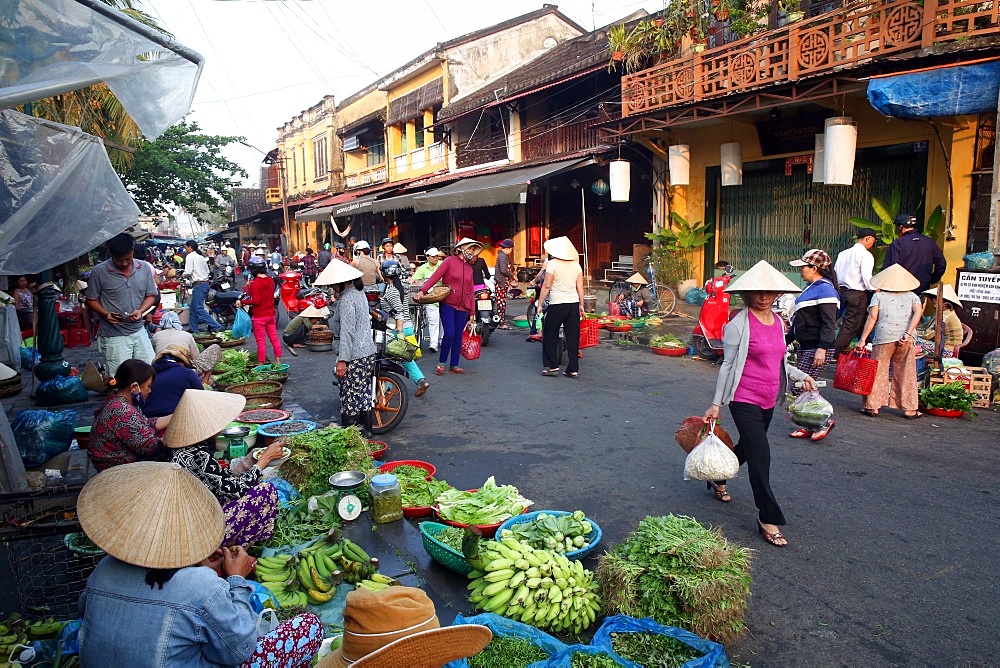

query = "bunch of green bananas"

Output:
[[466, 537, 602, 635], [255, 554, 309, 608], [24, 617, 63, 640], [0, 613, 28, 660], [316, 538, 379, 585], [356, 573, 399, 592]]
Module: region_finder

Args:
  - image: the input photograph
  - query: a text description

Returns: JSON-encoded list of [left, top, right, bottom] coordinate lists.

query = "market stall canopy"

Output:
[[412, 159, 586, 212], [867, 59, 1000, 119], [0, 110, 139, 275], [371, 192, 427, 213], [0, 0, 204, 140], [295, 195, 377, 222]]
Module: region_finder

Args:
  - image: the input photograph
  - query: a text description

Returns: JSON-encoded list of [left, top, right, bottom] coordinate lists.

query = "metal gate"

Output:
[[714, 142, 929, 273]]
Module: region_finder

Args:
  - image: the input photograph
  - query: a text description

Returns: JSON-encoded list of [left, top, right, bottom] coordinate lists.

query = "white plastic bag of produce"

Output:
[[787, 390, 833, 429], [684, 432, 739, 482]]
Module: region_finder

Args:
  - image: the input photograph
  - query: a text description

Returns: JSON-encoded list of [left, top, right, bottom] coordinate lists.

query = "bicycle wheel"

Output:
[[653, 283, 676, 316]]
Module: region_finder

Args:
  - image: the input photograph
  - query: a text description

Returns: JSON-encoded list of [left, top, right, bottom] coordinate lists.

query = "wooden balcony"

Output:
[[622, 0, 1000, 118], [522, 116, 605, 161], [456, 134, 508, 169]]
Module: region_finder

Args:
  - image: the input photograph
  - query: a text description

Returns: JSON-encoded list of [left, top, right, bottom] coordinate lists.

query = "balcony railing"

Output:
[[345, 164, 387, 189], [522, 116, 604, 161], [622, 0, 1000, 117], [456, 133, 508, 169], [429, 141, 446, 165]]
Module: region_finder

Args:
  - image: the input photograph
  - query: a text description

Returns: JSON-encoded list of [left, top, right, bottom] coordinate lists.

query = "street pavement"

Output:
[[272, 311, 1000, 667], [6, 303, 996, 666]]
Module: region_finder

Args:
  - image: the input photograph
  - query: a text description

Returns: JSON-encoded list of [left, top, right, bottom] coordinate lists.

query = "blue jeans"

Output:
[[189, 282, 222, 333], [438, 303, 469, 368]]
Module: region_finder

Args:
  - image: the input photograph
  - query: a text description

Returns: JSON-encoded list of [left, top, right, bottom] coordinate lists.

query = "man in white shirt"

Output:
[[183, 240, 223, 335], [833, 229, 877, 356]]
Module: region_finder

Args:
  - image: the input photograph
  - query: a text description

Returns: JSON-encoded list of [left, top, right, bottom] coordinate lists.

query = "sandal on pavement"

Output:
[[860, 408, 879, 417], [789, 428, 812, 439], [449, 366, 466, 374], [541, 368, 560, 377], [563, 371, 579, 378], [758, 520, 788, 548], [706, 481, 731, 503], [904, 411, 923, 420], [435, 364, 445, 376], [810, 420, 835, 441]]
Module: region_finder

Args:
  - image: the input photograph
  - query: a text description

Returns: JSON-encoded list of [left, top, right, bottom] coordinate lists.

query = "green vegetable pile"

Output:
[[597, 514, 752, 643], [432, 525, 474, 553], [220, 349, 251, 369], [215, 350, 254, 384], [281, 425, 375, 497], [215, 367, 255, 385], [497, 510, 593, 554], [649, 334, 686, 349], [390, 466, 454, 508], [468, 636, 549, 668], [919, 381, 976, 413], [261, 497, 338, 549], [569, 652, 620, 667], [610, 631, 702, 667], [435, 476, 532, 526]]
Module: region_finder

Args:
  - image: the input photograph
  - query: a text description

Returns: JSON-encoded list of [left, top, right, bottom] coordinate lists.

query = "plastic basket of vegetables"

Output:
[[497, 510, 602, 561], [433, 477, 532, 538], [419, 521, 475, 575], [649, 334, 687, 356]]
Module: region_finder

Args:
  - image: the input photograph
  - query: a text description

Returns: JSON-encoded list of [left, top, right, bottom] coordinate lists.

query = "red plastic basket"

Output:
[[579, 318, 599, 349]]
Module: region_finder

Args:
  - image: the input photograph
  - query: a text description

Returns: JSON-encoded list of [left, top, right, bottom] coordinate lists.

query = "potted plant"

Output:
[[919, 381, 977, 418], [849, 189, 945, 267], [779, 0, 804, 23], [645, 212, 715, 290]]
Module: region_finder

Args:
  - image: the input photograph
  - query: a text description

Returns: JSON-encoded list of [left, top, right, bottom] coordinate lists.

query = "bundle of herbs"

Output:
[[468, 636, 550, 668], [260, 497, 337, 549], [390, 466, 454, 508], [919, 381, 977, 415], [597, 514, 752, 643], [281, 424, 375, 497]]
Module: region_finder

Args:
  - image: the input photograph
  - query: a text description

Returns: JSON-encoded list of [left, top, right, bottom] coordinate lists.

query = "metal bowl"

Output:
[[220, 426, 250, 439], [328, 470, 367, 490]]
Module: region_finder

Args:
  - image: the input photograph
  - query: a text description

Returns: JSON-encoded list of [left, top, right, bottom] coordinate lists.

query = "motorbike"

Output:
[[279, 269, 329, 316], [691, 264, 735, 360], [473, 285, 499, 346]]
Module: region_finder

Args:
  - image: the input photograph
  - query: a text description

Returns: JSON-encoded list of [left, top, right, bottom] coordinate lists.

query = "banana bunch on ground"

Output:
[[356, 573, 399, 592], [466, 537, 601, 635], [0, 613, 62, 660], [326, 538, 380, 585], [255, 554, 310, 608]]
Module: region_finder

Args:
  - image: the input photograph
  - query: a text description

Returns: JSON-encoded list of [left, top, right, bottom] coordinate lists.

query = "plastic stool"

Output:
[[60, 329, 70, 346], [20, 329, 33, 341], [68, 328, 91, 347]]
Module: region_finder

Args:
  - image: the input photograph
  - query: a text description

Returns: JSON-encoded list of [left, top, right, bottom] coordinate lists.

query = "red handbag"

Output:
[[461, 322, 481, 360], [834, 348, 879, 395]]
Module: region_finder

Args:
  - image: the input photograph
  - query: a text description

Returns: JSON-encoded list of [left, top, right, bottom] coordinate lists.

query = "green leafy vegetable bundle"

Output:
[[220, 349, 251, 369], [281, 425, 375, 497], [435, 476, 532, 526], [389, 466, 454, 508], [261, 497, 336, 549], [468, 636, 549, 668], [597, 514, 752, 643], [610, 631, 702, 667], [497, 510, 593, 553], [649, 334, 686, 349], [919, 381, 976, 412]]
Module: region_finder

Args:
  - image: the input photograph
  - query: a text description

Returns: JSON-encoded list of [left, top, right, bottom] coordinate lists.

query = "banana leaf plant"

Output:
[[849, 189, 943, 268], [645, 211, 714, 251]]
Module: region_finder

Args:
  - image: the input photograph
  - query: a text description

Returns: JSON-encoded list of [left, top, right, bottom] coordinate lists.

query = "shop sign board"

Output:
[[957, 271, 1000, 304]]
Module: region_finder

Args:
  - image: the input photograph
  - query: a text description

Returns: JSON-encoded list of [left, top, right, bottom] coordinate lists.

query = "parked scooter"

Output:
[[474, 285, 499, 346], [691, 264, 736, 361], [279, 269, 330, 316]]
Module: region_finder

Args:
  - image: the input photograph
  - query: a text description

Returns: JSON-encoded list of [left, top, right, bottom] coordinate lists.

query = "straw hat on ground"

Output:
[[923, 283, 962, 308], [725, 260, 802, 293], [153, 344, 192, 367], [392, 242, 408, 254], [77, 461, 225, 569], [193, 344, 222, 375], [0, 363, 17, 382], [452, 238, 483, 255], [626, 272, 648, 285], [319, 587, 490, 668], [871, 264, 919, 292], [162, 389, 246, 448], [543, 236, 578, 261], [314, 259, 363, 286], [299, 304, 331, 319]]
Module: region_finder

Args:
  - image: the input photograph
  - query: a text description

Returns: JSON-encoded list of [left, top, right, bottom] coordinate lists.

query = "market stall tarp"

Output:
[[867, 60, 1000, 119], [412, 159, 585, 212], [0, 110, 140, 275], [0, 0, 204, 140]]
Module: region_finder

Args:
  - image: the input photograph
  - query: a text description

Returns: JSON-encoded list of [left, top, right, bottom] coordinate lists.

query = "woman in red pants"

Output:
[[238, 260, 282, 366]]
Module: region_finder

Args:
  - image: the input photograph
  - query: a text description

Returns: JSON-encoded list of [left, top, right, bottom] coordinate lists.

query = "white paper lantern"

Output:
[[721, 142, 742, 186], [610, 160, 631, 202], [667, 145, 690, 186], [823, 116, 857, 186], [812, 133, 825, 184]]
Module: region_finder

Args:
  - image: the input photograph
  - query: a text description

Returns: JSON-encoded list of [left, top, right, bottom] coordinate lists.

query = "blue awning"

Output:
[[867, 60, 1000, 119]]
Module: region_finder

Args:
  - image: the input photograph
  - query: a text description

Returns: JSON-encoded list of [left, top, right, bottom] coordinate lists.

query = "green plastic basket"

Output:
[[419, 521, 473, 576]]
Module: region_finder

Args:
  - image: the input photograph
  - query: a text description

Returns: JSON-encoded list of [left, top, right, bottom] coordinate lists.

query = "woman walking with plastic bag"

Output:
[[702, 261, 816, 548]]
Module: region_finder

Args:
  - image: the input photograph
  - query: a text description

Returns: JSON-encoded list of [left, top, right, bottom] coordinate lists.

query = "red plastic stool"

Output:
[[68, 328, 91, 347], [60, 329, 70, 347], [21, 330, 33, 341]]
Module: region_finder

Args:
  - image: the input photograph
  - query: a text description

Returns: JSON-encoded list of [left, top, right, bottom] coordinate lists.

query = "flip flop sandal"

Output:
[[541, 369, 560, 377], [707, 481, 731, 503], [449, 366, 466, 374], [904, 411, 924, 420], [563, 371, 579, 378], [860, 408, 879, 417], [435, 365, 445, 376]]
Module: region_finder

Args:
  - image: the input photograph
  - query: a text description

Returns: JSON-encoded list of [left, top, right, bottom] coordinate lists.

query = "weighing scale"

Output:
[[220, 425, 250, 459], [328, 470, 366, 521]]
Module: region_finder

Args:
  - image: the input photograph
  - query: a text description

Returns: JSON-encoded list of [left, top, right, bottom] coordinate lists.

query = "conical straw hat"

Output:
[[314, 259, 363, 286], [626, 272, 648, 285], [77, 461, 225, 568], [871, 264, 919, 292], [0, 363, 17, 382], [923, 283, 962, 307], [543, 236, 578, 261], [452, 238, 483, 254], [162, 389, 246, 448], [392, 242, 407, 254], [299, 304, 330, 319], [724, 260, 802, 293]]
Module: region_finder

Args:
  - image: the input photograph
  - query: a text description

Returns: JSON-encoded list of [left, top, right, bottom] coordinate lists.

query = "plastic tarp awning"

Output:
[[867, 60, 1000, 119], [0, 110, 140, 275], [0, 0, 204, 140], [372, 192, 427, 213], [412, 159, 586, 212]]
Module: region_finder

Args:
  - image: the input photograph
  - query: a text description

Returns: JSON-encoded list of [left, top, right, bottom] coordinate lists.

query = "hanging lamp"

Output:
[[823, 116, 857, 185], [720, 142, 742, 186], [610, 160, 630, 202], [591, 179, 609, 196], [667, 144, 690, 186]]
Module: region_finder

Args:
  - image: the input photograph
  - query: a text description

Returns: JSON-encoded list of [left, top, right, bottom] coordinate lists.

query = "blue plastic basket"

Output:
[[497, 510, 602, 561], [256, 419, 317, 439]]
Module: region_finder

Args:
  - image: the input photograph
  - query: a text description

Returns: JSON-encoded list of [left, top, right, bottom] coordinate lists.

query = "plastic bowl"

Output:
[[651, 346, 687, 357], [368, 440, 389, 460], [379, 460, 436, 480], [433, 490, 532, 538], [497, 510, 602, 561], [256, 419, 317, 445], [252, 446, 291, 460], [419, 521, 474, 575], [402, 504, 434, 519], [254, 363, 289, 373], [236, 409, 291, 424], [924, 407, 965, 418]]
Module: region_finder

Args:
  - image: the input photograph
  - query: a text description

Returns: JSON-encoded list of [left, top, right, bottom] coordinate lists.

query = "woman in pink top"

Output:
[[703, 261, 815, 548], [416, 238, 483, 375]]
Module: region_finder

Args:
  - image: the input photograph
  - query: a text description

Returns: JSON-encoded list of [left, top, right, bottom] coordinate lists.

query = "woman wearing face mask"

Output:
[[415, 238, 483, 375], [89, 359, 172, 471]]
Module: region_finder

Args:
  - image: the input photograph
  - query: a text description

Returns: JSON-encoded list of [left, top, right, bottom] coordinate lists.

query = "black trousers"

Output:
[[723, 401, 786, 526], [542, 302, 580, 373], [834, 288, 870, 356]]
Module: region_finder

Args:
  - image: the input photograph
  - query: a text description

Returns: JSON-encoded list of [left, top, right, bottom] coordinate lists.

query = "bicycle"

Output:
[[606, 257, 676, 316]]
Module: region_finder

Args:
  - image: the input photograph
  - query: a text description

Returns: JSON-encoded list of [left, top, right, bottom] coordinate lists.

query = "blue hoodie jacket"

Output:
[[791, 278, 840, 350]]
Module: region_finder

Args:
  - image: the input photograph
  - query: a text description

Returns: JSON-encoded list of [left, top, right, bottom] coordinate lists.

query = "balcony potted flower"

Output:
[[779, 0, 804, 23]]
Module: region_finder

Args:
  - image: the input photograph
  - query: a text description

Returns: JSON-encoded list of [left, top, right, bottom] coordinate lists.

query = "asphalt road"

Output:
[[269, 315, 999, 667]]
